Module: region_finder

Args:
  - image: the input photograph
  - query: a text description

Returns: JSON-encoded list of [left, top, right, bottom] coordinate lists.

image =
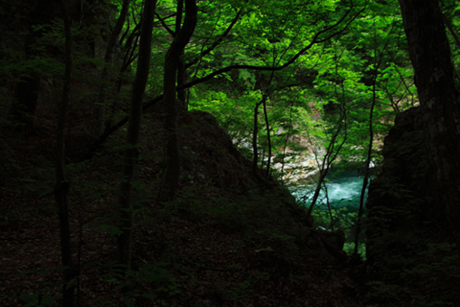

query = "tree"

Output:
[[398, 0, 460, 247], [93, 0, 131, 137], [83, 0, 365, 163], [159, 0, 197, 202], [117, 0, 157, 269], [54, 1, 76, 305]]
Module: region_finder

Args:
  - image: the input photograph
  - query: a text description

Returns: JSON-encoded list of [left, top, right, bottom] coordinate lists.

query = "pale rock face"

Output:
[[231, 136, 323, 185], [271, 152, 320, 185]]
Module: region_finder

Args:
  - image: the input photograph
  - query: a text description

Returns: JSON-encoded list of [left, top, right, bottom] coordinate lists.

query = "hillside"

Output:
[[0, 108, 367, 306], [2, 0, 460, 305]]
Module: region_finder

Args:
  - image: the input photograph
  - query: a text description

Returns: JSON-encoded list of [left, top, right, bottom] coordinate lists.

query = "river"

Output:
[[290, 168, 369, 212], [289, 168, 369, 243]]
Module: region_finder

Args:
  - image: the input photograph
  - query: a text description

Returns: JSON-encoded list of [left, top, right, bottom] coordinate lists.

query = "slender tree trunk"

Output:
[[117, 0, 157, 269], [159, 0, 197, 202], [322, 181, 334, 231], [280, 102, 294, 184], [262, 95, 272, 177], [354, 71, 376, 255], [307, 93, 347, 218], [252, 98, 264, 177], [55, 2, 75, 305], [93, 0, 131, 136], [443, 13, 460, 52], [307, 168, 329, 217], [175, 0, 187, 104], [355, 21, 385, 255], [251, 95, 273, 187], [398, 0, 460, 248]]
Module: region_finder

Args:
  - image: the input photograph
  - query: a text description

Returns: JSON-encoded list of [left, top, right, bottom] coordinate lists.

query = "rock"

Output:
[[365, 107, 459, 303], [366, 107, 433, 270]]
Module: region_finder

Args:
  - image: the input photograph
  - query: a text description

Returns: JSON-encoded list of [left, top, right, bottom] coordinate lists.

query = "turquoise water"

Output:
[[290, 169, 369, 212], [291, 168, 369, 243]]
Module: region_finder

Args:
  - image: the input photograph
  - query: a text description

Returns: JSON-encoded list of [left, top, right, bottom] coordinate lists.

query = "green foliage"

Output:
[[311, 205, 355, 230], [310, 205, 365, 256], [343, 241, 365, 257], [2, 0, 442, 304], [186, 3, 408, 184]]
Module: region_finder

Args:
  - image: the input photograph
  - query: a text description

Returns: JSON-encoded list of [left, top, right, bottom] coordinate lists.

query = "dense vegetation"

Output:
[[1, 0, 459, 306]]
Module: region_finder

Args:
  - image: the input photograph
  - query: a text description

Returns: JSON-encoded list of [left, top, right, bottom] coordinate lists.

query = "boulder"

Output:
[[365, 107, 460, 304]]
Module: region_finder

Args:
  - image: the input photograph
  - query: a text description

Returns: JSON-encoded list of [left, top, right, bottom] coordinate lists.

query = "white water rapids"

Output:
[[290, 169, 369, 211]]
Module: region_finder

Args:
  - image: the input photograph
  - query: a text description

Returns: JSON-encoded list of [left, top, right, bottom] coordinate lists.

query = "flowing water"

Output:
[[290, 168, 370, 245], [290, 168, 369, 211]]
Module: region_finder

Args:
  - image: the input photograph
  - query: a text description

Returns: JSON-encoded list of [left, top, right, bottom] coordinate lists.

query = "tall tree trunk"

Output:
[[251, 95, 272, 186], [262, 94, 272, 177], [55, 1, 75, 305], [93, 0, 131, 136], [307, 60, 347, 218], [175, 0, 187, 104], [117, 0, 157, 269], [398, 0, 460, 246], [252, 98, 264, 178], [159, 0, 197, 202], [354, 69, 376, 255]]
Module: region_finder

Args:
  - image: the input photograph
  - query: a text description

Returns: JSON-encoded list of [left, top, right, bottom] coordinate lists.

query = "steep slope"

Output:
[[0, 105, 366, 306]]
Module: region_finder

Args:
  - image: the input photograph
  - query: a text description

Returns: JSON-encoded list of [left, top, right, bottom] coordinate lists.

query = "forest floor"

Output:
[[0, 110, 412, 307]]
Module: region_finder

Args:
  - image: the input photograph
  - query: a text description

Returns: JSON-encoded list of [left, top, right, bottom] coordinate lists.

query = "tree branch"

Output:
[[155, 12, 176, 36], [185, 5, 245, 69], [82, 0, 365, 161], [180, 2, 366, 90]]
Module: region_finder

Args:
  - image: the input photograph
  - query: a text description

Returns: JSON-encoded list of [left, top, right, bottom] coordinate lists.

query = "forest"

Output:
[[1, 0, 460, 306]]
